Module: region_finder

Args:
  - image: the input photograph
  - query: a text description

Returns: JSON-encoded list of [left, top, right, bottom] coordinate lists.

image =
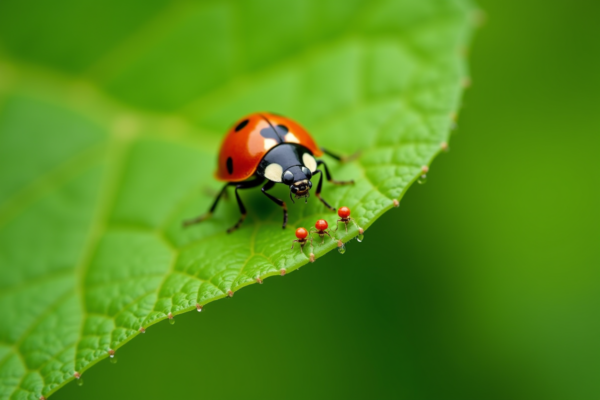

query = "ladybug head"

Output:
[[283, 166, 313, 202]]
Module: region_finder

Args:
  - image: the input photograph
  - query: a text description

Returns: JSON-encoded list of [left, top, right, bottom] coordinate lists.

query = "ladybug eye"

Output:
[[301, 167, 312, 178], [283, 170, 294, 184]]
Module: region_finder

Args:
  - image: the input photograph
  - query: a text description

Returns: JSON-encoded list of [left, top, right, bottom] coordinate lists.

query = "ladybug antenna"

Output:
[[260, 113, 286, 142], [290, 191, 295, 204]]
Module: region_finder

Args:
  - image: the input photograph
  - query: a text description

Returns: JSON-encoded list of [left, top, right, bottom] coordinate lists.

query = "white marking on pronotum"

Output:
[[264, 138, 278, 151], [264, 163, 283, 182], [302, 153, 317, 172], [284, 133, 300, 143]]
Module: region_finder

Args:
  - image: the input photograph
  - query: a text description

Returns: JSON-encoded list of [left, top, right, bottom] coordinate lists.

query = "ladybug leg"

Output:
[[261, 181, 288, 229], [316, 159, 354, 186], [227, 177, 265, 234], [313, 169, 336, 211], [183, 183, 230, 227], [321, 148, 360, 163]]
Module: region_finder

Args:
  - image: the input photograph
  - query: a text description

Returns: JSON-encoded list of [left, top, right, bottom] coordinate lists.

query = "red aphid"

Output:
[[335, 206, 361, 233], [337, 206, 351, 219], [291, 227, 311, 252], [315, 219, 328, 231], [295, 227, 308, 239], [311, 219, 332, 244]]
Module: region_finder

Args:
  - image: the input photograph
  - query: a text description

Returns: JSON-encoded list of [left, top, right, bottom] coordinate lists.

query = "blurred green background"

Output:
[[3, 0, 599, 399]]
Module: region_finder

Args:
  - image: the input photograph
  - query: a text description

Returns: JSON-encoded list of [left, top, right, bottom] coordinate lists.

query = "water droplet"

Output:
[[418, 174, 427, 184], [338, 244, 346, 254], [357, 234, 364, 242], [109, 355, 118, 364], [77, 378, 84, 387], [169, 318, 175, 325], [196, 304, 203, 312]]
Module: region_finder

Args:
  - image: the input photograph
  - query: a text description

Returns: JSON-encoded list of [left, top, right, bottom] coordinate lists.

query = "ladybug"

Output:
[[183, 112, 354, 233]]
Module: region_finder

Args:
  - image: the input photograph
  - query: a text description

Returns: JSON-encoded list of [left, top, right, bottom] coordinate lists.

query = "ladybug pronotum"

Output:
[[183, 112, 354, 233]]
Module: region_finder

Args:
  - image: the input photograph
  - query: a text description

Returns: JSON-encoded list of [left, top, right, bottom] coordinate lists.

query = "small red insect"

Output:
[[183, 112, 355, 233], [335, 206, 361, 233], [291, 227, 311, 252], [311, 219, 333, 244]]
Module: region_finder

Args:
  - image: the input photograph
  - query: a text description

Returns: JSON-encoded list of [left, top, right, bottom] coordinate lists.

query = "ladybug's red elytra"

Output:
[[183, 112, 354, 233]]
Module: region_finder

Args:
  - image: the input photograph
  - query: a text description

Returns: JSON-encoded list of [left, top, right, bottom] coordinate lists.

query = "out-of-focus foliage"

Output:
[[0, 0, 475, 398]]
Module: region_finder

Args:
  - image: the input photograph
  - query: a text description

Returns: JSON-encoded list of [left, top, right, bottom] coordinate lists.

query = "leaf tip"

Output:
[[74, 371, 81, 379], [196, 304, 203, 312], [108, 349, 115, 358], [441, 142, 449, 152], [256, 277, 264, 284], [280, 269, 286, 276], [227, 290, 234, 297], [139, 326, 146, 333], [393, 199, 400, 208]]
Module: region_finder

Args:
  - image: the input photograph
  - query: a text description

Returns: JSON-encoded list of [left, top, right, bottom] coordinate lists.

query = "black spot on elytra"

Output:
[[276, 124, 289, 133], [260, 124, 288, 142], [226, 157, 234, 174], [234, 119, 249, 132]]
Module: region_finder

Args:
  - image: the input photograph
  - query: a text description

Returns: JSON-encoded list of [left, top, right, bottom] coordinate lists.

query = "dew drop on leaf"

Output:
[[76, 378, 84, 387], [357, 234, 364, 242], [338, 244, 346, 254], [418, 174, 427, 184]]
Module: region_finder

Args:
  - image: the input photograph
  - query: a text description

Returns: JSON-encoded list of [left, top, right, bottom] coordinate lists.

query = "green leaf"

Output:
[[0, 0, 476, 398]]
